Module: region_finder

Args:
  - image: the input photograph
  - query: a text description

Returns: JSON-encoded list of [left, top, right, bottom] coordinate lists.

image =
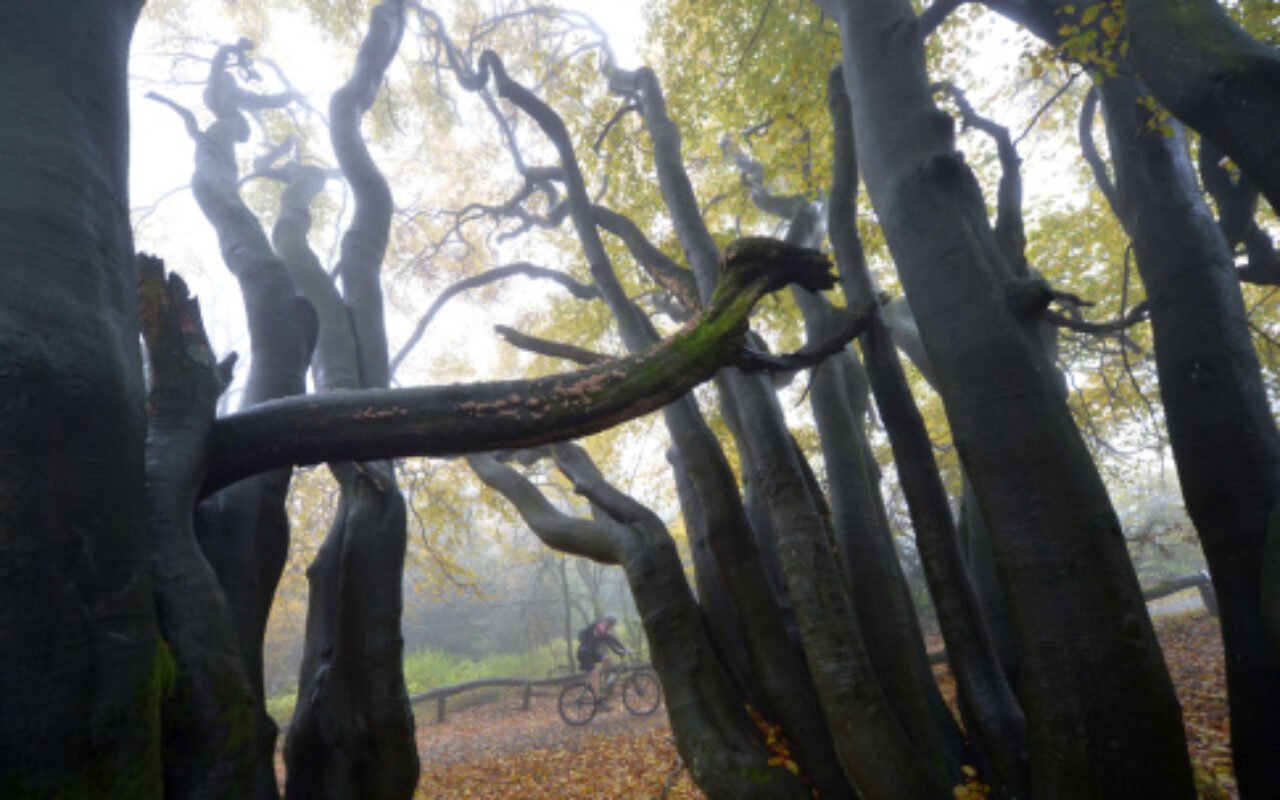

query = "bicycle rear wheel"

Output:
[[622, 670, 662, 716], [558, 682, 599, 726]]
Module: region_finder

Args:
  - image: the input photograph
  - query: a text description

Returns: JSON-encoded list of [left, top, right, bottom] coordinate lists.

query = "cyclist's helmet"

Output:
[[604, 613, 618, 624]]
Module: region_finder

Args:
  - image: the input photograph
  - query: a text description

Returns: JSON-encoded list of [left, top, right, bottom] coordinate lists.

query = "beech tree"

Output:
[[463, 0, 1280, 796], [0, 2, 831, 796], [7, 0, 1280, 798]]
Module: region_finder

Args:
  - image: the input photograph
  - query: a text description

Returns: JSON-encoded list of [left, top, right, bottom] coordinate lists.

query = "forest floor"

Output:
[[411, 605, 1233, 799]]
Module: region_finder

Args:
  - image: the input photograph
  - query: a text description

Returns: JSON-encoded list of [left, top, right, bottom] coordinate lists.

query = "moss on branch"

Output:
[[203, 239, 835, 493]]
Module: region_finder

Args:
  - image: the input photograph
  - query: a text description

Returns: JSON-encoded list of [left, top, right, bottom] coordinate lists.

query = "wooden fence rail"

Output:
[[409, 665, 651, 723]]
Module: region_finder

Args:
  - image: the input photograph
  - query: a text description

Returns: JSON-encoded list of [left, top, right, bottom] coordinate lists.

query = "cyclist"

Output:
[[576, 614, 628, 699]]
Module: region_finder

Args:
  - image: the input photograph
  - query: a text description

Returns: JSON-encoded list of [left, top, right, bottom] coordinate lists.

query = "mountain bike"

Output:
[[557, 661, 662, 726]]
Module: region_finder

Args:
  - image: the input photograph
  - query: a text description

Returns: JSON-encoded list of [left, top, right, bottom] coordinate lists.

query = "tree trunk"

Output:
[[1095, 72, 1280, 798], [285, 463, 419, 799], [141, 258, 257, 797], [802, 293, 973, 783], [957, 480, 1018, 680], [980, 3, 1280, 791], [157, 39, 315, 796], [618, 533, 800, 800], [825, 65, 1028, 797], [615, 63, 946, 798], [475, 54, 854, 798], [283, 4, 418, 795], [0, 4, 161, 794], [1126, 0, 1280, 216], [821, 0, 1194, 794], [666, 447, 757, 701], [469, 450, 810, 799]]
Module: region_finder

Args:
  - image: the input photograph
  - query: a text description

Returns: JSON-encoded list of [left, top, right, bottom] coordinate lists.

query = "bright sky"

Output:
[[125, 2, 1061, 408], [128, 2, 648, 395]]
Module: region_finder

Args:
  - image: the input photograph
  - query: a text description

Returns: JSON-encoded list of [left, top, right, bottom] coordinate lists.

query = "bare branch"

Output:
[[1198, 138, 1280, 287], [466, 453, 622, 564], [593, 205, 700, 313], [935, 80, 1027, 275], [593, 101, 639, 152], [1045, 300, 1149, 336], [329, 0, 406, 391], [494, 326, 610, 366], [1014, 70, 1080, 146], [919, 0, 973, 38], [552, 443, 666, 533], [734, 304, 874, 373], [729, 0, 775, 79], [1079, 86, 1121, 215], [204, 240, 836, 493], [607, 66, 722, 301], [146, 91, 205, 141], [390, 262, 599, 376], [460, 49, 664, 354]]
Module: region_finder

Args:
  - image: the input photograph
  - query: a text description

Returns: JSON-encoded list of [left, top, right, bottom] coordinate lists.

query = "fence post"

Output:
[[1197, 572, 1220, 617], [437, 694, 447, 723], [522, 681, 533, 710]]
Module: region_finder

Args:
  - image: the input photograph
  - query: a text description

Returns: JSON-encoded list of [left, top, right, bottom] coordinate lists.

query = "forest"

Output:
[[2, 0, 1279, 797]]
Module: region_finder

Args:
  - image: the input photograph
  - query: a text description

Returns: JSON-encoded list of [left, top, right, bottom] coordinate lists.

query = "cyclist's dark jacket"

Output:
[[576, 620, 624, 672]]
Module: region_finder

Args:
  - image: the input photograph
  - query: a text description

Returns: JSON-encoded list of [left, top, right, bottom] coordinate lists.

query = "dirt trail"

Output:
[[416, 693, 670, 766]]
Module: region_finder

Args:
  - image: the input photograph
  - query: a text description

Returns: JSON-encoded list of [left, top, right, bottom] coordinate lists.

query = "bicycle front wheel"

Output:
[[622, 670, 662, 716], [558, 682, 599, 726]]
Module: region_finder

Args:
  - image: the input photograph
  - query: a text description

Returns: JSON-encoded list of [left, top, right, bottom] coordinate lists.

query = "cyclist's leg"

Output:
[[586, 652, 604, 695]]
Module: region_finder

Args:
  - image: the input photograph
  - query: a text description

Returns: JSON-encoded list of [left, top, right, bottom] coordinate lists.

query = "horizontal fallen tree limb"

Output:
[[204, 239, 838, 493]]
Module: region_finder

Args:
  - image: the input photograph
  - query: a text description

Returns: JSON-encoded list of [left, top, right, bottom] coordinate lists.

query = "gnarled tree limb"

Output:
[[205, 240, 835, 493]]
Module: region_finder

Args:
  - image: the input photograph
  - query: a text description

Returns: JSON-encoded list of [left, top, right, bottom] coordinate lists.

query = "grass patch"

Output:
[[266, 640, 578, 725]]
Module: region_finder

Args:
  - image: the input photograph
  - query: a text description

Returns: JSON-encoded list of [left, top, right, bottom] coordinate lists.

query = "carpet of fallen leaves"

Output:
[[414, 693, 699, 799], [412, 607, 1233, 798], [1159, 611, 1235, 798]]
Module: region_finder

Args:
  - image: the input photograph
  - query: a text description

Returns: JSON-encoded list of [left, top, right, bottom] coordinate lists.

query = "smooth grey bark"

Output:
[[666, 447, 757, 701], [606, 68, 721, 307], [205, 247, 838, 489], [1126, 0, 1280, 216], [981, 3, 1280, 793], [458, 50, 854, 799], [956, 483, 1018, 681], [726, 395, 797, 645], [1094, 76, 1280, 800], [282, 5, 419, 797], [729, 136, 968, 785], [1108, 6, 1280, 788], [1196, 138, 1280, 287], [799, 290, 970, 786], [820, 0, 1194, 795], [613, 60, 947, 800], [1265, 509, 1280, 654], [0, 3, 160, 795], [582, 213, 756, 697], [467, 450, 810, 800], [284, 460, 417, 800], [826, 68, 1027, 799], [154, 40, 312, 798], [657, 395, 856, 800]]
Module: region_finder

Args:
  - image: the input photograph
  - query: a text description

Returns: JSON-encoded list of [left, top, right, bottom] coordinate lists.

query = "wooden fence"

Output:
[[923, 571, 1215, 665], [409, 665, 651, 724]]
